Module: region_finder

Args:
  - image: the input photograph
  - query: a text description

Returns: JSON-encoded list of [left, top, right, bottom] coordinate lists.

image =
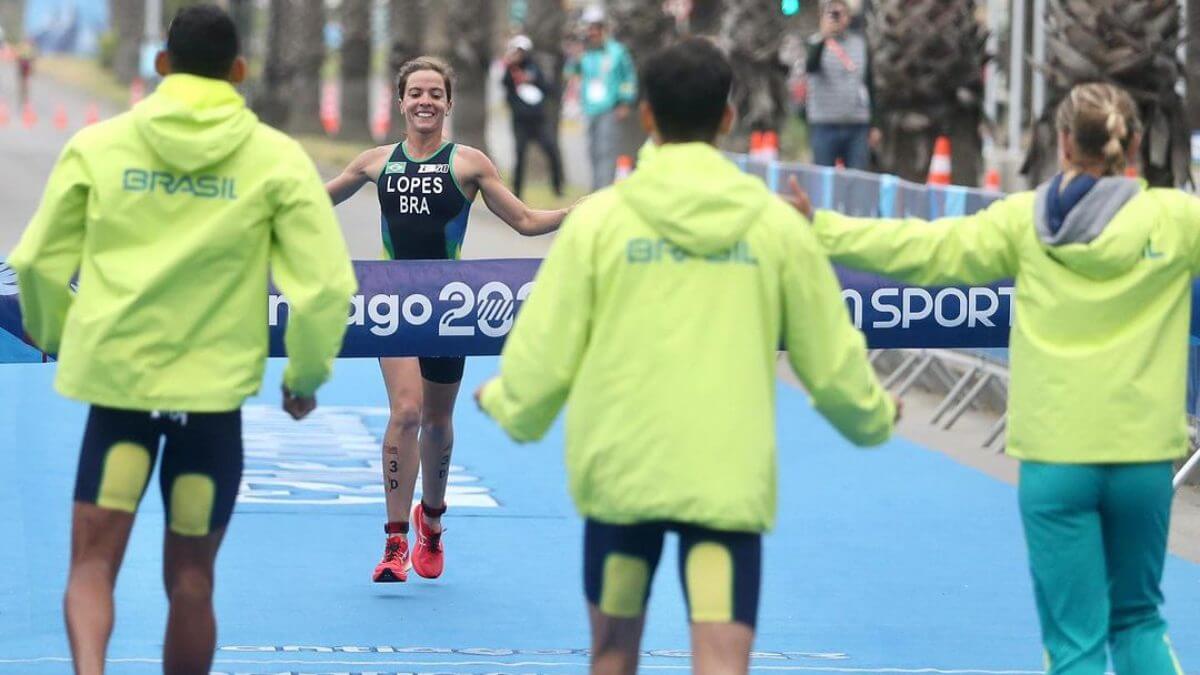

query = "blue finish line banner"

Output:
[[0, 258, 1015, 362], [272, 259, 541, 358], [275, 260, 1017, 356]]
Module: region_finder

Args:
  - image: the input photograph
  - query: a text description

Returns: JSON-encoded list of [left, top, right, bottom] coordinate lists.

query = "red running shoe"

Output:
[[372, 536, 410, 583], [411, 502, 444, 579]]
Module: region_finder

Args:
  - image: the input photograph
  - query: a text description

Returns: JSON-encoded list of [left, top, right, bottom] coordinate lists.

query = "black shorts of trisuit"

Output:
[[419, 356, 466, 384], [74, 405, 243, 537], [583, 519, 762, 628]]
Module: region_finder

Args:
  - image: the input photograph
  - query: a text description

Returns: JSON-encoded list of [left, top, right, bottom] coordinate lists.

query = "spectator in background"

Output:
[[804, 0, 880, 170], [502, 34, 564, 198], [565, 6, 636, 191], [16, 39, 35, 107]]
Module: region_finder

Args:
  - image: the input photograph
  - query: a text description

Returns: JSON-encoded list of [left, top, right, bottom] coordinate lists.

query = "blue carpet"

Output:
[[0, 358, 1196, 673]]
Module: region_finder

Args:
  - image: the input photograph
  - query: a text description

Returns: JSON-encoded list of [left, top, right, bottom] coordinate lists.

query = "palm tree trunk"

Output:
[[226, 0, 254, 57], [525, 0, 567, 141], [1185, 0, 1200, 128], [424, 0, 451, 57], [286, 0, 326, 136], [388, 0, 427, 139], [491, 0, 512, 51], [870, 0, 987, 184], [110, 0, 144, 84], [689, 0, 724, 35], [252, 0, 292, 128], [339, 0, 373, 141], [443, 0, 494, 152], [1021, 0, 1190, 187], [609, 0, 676, 156], [720, 0, 788, 150]]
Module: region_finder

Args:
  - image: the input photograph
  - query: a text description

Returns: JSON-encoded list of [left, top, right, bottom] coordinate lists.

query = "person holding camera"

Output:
[[804, 0, 880, 170], [502, 35, 564, 199]]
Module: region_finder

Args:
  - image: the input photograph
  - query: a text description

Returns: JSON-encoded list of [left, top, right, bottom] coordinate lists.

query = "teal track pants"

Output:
[[1018, 461, 1185, 674]]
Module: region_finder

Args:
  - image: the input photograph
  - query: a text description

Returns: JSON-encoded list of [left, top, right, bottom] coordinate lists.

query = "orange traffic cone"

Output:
[[615, 154, 634, 182], [927, 136, 952, 186], [320, 82, 340, 135], [84, 102, 100, 126], [749, 130, 764, 159], [0, 101, 9, 127], [761, 130, 779, 161], [130, 77, 145, 105], [21, 103, 37, 129], [321, 110, 339, 135], [371, 106, 389, 140], [371, 83, 391, 140], [53, 104, 68, 131], [984, 167, 1001, 192]]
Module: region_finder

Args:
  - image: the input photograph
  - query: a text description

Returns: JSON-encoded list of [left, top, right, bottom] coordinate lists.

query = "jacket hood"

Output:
[[1033, 175, 1148, 280], [617, 143, 769, 256], [133, 74, 258, 172]]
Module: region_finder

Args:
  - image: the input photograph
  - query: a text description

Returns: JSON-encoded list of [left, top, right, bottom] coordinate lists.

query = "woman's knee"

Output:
[[420, 413, 454, 437], [388, 400, 422, 433]]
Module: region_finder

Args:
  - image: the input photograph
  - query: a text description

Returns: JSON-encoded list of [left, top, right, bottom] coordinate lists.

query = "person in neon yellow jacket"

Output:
[[793, 82, 1189, 674], [477, 38, 896, 675], [6, 7, 355, 674]]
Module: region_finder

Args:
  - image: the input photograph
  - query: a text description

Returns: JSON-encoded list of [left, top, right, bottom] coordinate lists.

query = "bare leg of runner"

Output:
[[690, 623, 754, 675], [417, 378, 460, 531], [162, 528, 227, 675], [64, 503, 137, 675], [588, 605, 646, 675], [379, 357, 423, 525]]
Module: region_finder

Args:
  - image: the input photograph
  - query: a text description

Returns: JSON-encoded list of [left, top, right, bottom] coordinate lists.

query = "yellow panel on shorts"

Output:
[[599, 553, 651, 618], [169, 473, 216, 536], [685, 542, 734, 623], [96, 442, 151, 513]]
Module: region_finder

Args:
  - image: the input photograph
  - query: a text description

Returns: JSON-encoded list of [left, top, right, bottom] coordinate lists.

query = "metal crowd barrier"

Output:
[[870, 347, 1199, 488], [729, 154, 1200, 488]]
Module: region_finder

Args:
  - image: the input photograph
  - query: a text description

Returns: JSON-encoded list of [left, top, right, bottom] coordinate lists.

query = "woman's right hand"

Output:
[[787, 175, 815, 221], [819, 13, 839, 39]]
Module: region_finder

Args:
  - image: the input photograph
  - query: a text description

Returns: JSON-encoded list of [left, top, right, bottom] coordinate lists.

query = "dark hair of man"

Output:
[[166, 4, 239, 79], [640, 37, 732, 143]]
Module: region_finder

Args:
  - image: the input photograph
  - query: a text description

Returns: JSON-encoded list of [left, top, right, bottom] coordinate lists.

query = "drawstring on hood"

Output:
[[1033, 174, 1146, 280], [133, 74, 258, 172], [617, 143, 769, 256]]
